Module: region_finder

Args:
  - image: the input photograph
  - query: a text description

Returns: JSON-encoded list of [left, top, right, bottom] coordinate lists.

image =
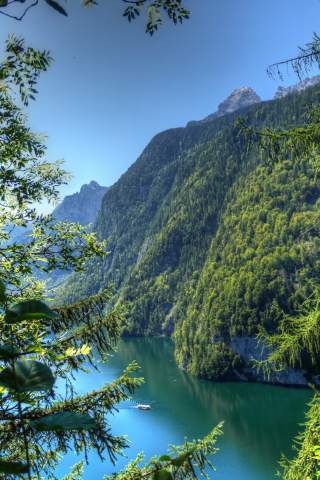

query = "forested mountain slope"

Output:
[[55, 84, 320, 383], [174, 159, 320, 381], [55, 105, 254, 305]]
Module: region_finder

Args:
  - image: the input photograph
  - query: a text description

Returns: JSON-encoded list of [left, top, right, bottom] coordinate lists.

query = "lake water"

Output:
[[54, 337, 313, 479]]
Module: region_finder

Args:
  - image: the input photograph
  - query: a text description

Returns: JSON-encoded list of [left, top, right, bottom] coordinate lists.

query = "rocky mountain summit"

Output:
[[52, 180, 109, 226], [187, 75, 320, 128], [187, 86, 262, 127], [272, 75, 320, 100], [3, 180, 109, 248], [202, 86, 262, 121]]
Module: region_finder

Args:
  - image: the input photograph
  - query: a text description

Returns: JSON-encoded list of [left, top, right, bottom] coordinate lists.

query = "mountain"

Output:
[[272, 75, 320, 100], [51, 180, 109, 226], [3, 180, 109, 294], [187, 86, 262, 126], [55, 82, 320, 387]]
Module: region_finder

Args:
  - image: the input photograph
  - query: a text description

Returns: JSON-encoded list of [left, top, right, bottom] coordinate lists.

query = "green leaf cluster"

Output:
[[123, 0, 190, 35]]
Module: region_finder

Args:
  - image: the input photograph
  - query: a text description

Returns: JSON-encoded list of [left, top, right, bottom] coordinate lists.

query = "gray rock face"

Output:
[[187, 87, 262, 126], [52, 180, 109, 226], [137, 237, 154, 264], [204, 87, 262, 121], [272, 75, 320, 100], [213, 336, 318, 387]]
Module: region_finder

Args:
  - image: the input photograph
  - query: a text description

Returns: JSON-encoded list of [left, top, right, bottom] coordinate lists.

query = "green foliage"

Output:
[[5, 299, 59, 324], [0, 285, 107, 478], [271, 386, 320, 479], [0, 360, 55, 392], [174, 158, 320, 379], [228, 31, 320, 479], [0, 344, 19, 359], [44, 0, 68, 16], [0, 35, 52, 106], [103, 423, 224, 480], [266, 31, 320, 81], [251, 287, 320, 381], [0, 0, 190, 34], [29, 412, 97, 432], [123, 0, 190, 35], [0, 285, 145, 478], [0, 460, 29, 475]]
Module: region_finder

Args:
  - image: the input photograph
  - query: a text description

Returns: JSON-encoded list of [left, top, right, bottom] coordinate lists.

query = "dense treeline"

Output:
[[55, 84, 320, 381], [174, 159, 320, 379]]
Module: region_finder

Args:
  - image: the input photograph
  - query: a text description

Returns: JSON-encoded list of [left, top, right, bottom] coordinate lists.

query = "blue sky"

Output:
[[0, 0, 320, 213]]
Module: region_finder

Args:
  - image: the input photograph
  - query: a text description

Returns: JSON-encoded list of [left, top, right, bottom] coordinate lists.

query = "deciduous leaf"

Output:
[[44, 0, 68, 16], [0, 279, 6, 303], [0, 360, 55, 392], [0, 345, 20, 359], [5, 300, 59, 324], [29, 412, 97, 431], [172, 447, 196, 467], [151, 470, 174, 480], [159, 455, 171, 462], [0, 460, 29, 474]]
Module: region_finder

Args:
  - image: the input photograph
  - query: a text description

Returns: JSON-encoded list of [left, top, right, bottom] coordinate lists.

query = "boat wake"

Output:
[[117, 399, 151, 410]]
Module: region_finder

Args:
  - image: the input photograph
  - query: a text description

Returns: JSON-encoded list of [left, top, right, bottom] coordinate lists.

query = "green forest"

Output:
[[55, 82, 320, 383]]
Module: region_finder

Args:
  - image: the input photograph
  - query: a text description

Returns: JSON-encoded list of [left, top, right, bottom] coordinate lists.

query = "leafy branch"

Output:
[[267, 31, 320, 81], [123, 0, 190, 36]]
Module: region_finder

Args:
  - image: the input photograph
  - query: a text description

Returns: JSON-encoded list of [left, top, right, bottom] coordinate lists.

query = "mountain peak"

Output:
[[205, 86, 262, 121], [89, 180, 100, 188], [187, 86, 261, 126], [272, 75, 320, 100], [52, 181, 109, 226]]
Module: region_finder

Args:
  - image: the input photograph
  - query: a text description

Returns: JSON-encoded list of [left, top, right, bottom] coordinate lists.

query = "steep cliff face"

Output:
[[215, 336, 312, 387], [272, 75, 320, 100], [52, 180, 109, 226], [187, 87, 262, 126]]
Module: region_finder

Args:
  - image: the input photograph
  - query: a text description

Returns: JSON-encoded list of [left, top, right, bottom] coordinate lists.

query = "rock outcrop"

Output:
[[187, 87, 262, 126], [213, 336, 318, 387], [272, 75, 320, 100], [52, 180, 109, 227]]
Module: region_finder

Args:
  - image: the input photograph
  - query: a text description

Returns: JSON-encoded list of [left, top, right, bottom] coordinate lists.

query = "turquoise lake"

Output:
[[54, 337, 313, 479]]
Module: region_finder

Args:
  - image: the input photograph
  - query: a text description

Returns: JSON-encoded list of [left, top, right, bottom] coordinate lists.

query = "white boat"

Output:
[[137, 404, 151, 410]]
